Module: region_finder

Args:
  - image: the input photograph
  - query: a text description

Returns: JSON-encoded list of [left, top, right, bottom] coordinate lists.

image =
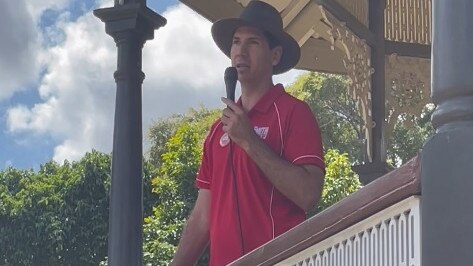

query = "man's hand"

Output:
[[220, 98, 324, 211], [221, 97, 258, 151]]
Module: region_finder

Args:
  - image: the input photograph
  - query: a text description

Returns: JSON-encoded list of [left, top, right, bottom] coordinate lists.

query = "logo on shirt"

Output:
[[254, 126, 269, 139], [220, 133, 230, 147]]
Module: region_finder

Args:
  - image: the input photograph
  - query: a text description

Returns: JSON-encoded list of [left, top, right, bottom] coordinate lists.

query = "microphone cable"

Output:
[[224, 66, 245, 256]]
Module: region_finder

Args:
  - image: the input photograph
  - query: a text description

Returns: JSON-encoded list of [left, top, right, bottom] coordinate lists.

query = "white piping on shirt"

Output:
[[196, 178, 210, 185], [269, 102, 284, 239], [209, 121, 222, 142], [273, 102, 284, 157], [293, 155, 324, 164], [270, 187, 275, 239]]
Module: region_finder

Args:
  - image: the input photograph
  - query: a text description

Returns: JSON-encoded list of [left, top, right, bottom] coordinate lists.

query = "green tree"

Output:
[[0, 151, 158, 266], [0, 161, 71, 265], [58, 152, 111, 265], [310, 149, 361, 216], [0, 167, 39, 265], [387, 106, 434, 165], [287, 72, 434, 166], [143, 107, 218, 265], [287, 72, 366, 163], [148, 114, 185, 167]]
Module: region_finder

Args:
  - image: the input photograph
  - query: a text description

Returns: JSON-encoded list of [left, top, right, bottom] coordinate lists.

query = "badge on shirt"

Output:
[[254, 126, 269, 139], [220, 133, 230, 147]]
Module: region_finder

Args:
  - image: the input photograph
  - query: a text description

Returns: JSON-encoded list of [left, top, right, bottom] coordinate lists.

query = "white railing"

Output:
[[276, 196, 421, 266]]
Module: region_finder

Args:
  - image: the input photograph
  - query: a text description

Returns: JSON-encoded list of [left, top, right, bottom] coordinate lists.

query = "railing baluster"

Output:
[[315, 253, 322, 266], [399, 213, 408, 266], [275, 197, 421, 266]]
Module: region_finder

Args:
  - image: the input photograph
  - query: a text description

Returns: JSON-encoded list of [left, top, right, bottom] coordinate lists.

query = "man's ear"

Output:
[[271, 46, 283, 67]]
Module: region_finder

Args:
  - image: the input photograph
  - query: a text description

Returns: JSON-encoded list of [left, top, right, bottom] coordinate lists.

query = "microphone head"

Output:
[[224, 67, 238, 101], [224, 66, 238, 82]]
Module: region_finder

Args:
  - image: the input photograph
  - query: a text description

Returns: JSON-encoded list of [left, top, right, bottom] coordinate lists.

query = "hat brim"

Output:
[[211, 18, 301, 75]]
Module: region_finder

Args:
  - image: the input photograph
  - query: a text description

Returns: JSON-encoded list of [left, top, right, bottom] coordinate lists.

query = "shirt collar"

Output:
[[238, 83, 285, 114]]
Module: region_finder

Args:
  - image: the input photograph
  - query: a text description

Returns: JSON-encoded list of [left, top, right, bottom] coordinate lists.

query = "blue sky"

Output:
[[0, 0, 303, 170]]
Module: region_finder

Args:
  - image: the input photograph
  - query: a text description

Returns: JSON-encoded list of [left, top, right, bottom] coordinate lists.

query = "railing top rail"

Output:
[[230, 155, 421, 266]]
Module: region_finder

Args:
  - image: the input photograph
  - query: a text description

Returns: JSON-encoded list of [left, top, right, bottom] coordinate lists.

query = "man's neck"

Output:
[[240, 79, 274, 112]]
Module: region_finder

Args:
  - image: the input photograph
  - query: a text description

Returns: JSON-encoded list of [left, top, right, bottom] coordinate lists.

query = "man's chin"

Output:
[[236, 69, 251, 79], [237, 74, 253, 83], [236, 66, 250, 74]]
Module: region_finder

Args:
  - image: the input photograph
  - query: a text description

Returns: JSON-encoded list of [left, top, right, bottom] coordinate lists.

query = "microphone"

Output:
[[224, 66, 245, 255], [224, 67, 238, 102]]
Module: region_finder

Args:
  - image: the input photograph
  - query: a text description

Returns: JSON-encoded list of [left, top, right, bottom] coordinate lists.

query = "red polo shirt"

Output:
[[196, 84, 324, 266]]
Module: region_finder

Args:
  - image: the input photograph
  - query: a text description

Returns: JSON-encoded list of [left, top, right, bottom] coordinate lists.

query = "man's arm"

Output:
[[221, 98, 324, 211], [171, 189, 210, 266], [241, 136, 324, 211]]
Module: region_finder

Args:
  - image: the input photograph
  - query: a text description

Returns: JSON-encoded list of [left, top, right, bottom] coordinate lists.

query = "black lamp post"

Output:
[[94, 1, 166, 265]]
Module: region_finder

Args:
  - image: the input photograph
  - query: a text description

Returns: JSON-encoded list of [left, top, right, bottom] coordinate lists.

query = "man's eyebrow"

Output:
[[247, 36, 262, 41]]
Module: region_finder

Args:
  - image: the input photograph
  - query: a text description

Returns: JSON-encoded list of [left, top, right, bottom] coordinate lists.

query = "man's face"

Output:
[[230, 26, 282, 84]]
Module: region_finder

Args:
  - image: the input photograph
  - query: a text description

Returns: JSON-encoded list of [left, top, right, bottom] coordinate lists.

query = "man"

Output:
[[171, 1, 325, 265]]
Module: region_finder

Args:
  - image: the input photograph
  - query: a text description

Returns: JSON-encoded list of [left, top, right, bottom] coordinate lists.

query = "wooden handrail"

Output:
[[230, 155, 421, 265]]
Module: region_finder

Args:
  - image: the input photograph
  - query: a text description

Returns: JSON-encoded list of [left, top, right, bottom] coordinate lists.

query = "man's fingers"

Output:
[[222, 107, 232, 118], [222, 108, 233, 126], [221, 97, 242, 114], [221, 97, 234, 106]]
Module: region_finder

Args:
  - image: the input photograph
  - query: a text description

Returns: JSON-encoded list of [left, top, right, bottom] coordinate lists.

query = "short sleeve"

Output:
[[283, 101, 325, 171]]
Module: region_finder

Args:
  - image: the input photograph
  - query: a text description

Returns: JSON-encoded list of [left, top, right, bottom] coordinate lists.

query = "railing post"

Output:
[[421, 1, 473, 265], [93, 2, 166, 265]]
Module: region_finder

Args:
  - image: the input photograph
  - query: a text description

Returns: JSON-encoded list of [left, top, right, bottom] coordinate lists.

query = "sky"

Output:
[[0, 0, 304, 170]]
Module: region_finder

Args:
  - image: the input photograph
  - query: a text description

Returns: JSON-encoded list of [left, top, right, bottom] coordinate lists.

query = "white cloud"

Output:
[[6, 2, 305, 164], [25, 0, 73, 22], [7, 3, 116, 163], [0, 1, 42, 100], [141, 4, 229, 123]]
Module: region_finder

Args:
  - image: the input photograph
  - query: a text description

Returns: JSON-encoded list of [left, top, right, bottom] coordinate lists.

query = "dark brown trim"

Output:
[[369, 0, 387, 164], [179, 0, 243, 22], [230, 155, 422, 265], [316, 0, 377, 47], [385, 41, 431, 59]]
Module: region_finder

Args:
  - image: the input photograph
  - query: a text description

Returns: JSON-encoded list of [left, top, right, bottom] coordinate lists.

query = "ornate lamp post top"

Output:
[[95, 0, 166, 42]]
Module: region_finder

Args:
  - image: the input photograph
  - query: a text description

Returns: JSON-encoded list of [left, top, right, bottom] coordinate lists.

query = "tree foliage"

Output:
[[287, 72, 366, 163], [0, 152, 110, 265], [148, 114, 185, 168], [310, 149, 361, 216], [0, 151, 158, 266], [143, 107, 219, 265], [387, 106, 434, 165], [286, 72, 434, 166]]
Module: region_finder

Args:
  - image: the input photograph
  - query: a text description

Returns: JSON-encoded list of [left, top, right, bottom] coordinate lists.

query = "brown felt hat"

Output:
[[211, 1, 301, 74]]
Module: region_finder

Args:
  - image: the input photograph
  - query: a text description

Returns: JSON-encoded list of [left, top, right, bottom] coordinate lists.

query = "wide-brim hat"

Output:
[[211, 1, 301, 75]]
